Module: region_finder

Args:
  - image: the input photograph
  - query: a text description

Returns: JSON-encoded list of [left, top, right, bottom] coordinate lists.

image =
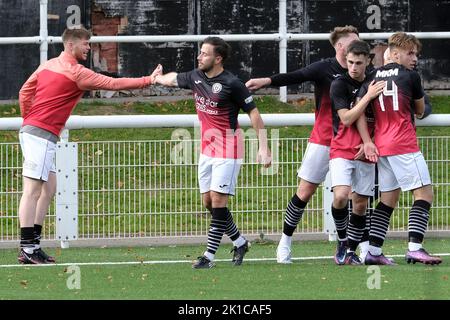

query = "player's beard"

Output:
[[199, 61, 214, 73]]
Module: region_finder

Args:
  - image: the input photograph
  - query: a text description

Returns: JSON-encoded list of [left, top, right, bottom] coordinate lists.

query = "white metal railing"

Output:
[[1, 113, 448, 130], [1, 0, 450, 101]]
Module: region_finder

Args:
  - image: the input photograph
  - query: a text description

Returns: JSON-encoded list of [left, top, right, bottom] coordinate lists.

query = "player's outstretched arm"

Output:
[[154, 73, 179, 87], [76, 64, 157, 91], [245, 77, 271, 91], [248, 108, 272, 168]]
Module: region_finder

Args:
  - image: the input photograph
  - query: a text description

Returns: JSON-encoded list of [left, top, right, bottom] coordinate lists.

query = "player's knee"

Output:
[[333, 192, 349, 208], [352, 200, 367, 214], [203, 203, 212, 213], [414, 186, 433, 204], [42, 186, 56, 199], [297, 184, 316, 202], [210, 191, 229, 208], [23, 186, 42, 201]]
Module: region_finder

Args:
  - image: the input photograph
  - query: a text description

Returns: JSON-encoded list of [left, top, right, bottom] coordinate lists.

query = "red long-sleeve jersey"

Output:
[[19, 51, 151, 136]]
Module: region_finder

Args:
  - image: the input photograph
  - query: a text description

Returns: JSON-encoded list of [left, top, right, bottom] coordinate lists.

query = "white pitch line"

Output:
[[0, 253, 449, 269]]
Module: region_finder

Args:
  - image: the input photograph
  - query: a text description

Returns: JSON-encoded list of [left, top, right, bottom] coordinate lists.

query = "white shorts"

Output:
[[198, 154, 242, 195], [378, 152, 431, 192], [297, 143, 330, 184], [330, 158, 375, 197], [19, 132, 56, 181]]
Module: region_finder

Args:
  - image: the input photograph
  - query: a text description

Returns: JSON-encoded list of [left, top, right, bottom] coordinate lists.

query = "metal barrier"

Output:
[[1, 123, 449, 246]]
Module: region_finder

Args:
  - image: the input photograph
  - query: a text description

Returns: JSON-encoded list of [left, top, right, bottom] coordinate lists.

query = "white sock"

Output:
[[23, 247, 34, 254], [368, 245, 382, 256], [408, 242, 422, 251], [280, 233, 292, 247], [359, 241, 369, 254], [233, 236, 246, 248], [204, 251, 214, 261]]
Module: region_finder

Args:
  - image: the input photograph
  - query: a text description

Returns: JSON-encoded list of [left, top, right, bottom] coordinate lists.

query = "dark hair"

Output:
[[346, 40, 371, 56], [329, 25, 359, 46], [62, 25, 91, 44], [201, 36, 232, 63]]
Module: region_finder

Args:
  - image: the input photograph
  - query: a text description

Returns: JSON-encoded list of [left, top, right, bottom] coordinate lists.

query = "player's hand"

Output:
[[353, 143, 365, 161], [363, 141, 379, 163], [150, 64, 163, 84], [257, 148, 272, 168], [367, 80, 386, 100], [245, 78, 271, 91]]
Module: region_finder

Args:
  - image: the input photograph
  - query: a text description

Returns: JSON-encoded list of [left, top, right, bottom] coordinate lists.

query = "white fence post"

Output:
[[323, 171, 337, 241], [56, 129, 78, 248], [279, 0, 287, 102], [39, 0, 48, 63]]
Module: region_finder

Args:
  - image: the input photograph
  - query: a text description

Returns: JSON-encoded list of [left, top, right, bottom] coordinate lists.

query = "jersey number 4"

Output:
[[378, 81, 398, 111]]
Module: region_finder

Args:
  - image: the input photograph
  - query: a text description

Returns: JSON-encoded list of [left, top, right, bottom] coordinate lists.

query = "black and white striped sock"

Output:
[[332, 206, 349, 241], [361, 207, 372, 243], [347, 213, 366, 251], [369, 202, 394, 247], [224, 209, 240, 241], [20, 227, 35, 254], [33, 224, 42, 249], [283, 194, 307, 236], [408, 200, 431, 243], [206, 207, 228, 256]]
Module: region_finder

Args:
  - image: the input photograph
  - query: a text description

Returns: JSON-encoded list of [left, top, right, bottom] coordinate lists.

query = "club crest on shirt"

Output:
[[212, 83, 222, 93]]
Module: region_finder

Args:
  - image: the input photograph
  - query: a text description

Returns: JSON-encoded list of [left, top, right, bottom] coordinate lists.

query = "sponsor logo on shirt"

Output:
[[245, 96, 253, 104], [376, 68, 399, 78], [194, 93, 219, 115], [212, 83, 222, 93], [194, 80, 202, 84]]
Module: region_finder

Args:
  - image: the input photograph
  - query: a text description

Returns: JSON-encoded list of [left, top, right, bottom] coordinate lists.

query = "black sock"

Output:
[[283, 194, 307, 236], [20, 227, 35, 252], [34, 224, 42, 246], [361, 208, 372, 242]]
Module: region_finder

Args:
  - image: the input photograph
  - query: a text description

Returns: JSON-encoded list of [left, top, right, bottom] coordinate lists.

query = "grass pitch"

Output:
[[0, 238, 449, 300]]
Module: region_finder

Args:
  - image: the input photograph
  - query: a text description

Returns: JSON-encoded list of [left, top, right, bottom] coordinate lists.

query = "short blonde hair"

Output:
[[388, 32, 422, 53], [62, 26, 91, 44], [329, 25, 359, 46]]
